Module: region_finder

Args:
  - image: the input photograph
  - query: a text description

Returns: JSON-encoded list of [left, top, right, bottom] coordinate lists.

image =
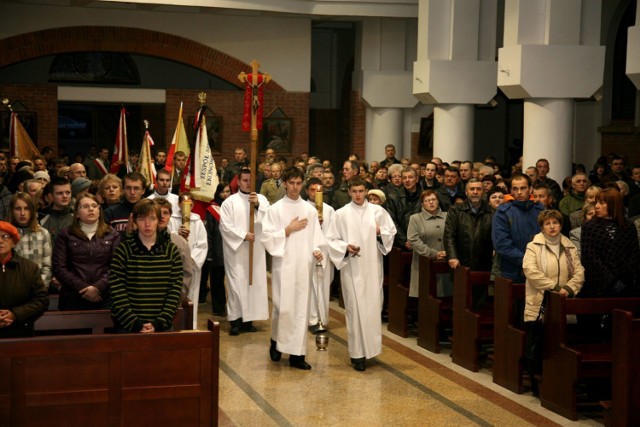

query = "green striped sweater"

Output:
[[109, 231, 183, 332]]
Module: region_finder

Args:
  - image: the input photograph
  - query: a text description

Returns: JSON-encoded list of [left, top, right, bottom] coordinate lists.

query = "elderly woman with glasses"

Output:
[[52, 194, 121, 310], [0, 221, 48, 338]]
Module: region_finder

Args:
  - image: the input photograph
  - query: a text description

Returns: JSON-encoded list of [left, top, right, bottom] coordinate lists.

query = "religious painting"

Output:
[[262, 118, 292, 154], [187, 115, 222, 154], [0, 111, 38, 150]]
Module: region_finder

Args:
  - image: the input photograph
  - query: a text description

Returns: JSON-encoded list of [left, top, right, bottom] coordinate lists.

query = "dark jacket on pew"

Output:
[[580, 218, 640, 297], [53, 227, 121, 310], [443, 200, 494, 271], [0, 252, 48, 338]]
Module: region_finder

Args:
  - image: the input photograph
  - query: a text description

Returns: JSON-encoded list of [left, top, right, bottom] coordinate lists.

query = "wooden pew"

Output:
[[451, 266, 493, 372], [35, 300, 194, 334], [601, 310, 640, 427], [492, 277, 527, 393], [387, 248, 415, 337], [416, 256, 451, 352], [0, 319, 220, 427], [540, 292, 640, 421]]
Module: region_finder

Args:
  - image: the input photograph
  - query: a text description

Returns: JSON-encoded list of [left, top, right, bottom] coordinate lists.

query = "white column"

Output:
[[367, 107, 404, 160], [433, 104, 474, 162], [523, 99, 574, 183]]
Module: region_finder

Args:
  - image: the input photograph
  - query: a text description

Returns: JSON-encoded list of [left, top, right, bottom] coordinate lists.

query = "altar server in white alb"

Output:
[[261, 167, 327, 370], [304, 177, 335, 333], [326, 178, 396, 372], [168, 193, 207, 329], [220, 169, 270, 336]]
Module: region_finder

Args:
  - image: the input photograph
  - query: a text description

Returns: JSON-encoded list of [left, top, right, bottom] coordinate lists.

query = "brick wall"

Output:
[[0, 27, 308, 162]]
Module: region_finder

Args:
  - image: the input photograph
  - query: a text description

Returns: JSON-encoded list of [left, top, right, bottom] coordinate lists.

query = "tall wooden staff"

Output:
[[238, 60, 270, 285]]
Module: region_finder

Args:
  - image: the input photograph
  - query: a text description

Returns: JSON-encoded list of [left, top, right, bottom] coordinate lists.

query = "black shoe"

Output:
[[289, 355, 311, 370], [352, 357, 366, 372], [229, 319, 242, 336], [212, 311, 227, 317], [308, 323, 319, 334], [269, 339, 282, 362], [241, 321, 257, 332]]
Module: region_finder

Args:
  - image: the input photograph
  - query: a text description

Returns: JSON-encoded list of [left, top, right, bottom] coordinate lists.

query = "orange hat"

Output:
[[0, 221, 20, 244]]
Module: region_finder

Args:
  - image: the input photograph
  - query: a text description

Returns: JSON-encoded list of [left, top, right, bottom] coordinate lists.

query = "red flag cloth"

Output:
[[110, 107, 128, 173], [241, 73, 265, 132]]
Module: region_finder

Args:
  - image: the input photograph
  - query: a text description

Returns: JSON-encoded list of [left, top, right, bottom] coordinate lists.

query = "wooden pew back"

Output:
[[451, 266, 492, 372], [0, 320, 220, 427], [540, 292, 640, 420], [417, 256, 451, 352], [35, 300, 194, 335], [492, 277, 526, 393], [387, 247, 416, 338]]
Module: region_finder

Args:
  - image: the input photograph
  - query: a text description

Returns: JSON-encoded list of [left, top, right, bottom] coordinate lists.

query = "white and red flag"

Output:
[[183, 105, 218, 202], [139, 128, 156, 189], [110, 106, 129, 174]]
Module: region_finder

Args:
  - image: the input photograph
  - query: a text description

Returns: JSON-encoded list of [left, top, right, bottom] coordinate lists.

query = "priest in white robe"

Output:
[[326, 178, 396, 371], [304, 178, 335, 331], [168, 193, 208, 329], [220, 170, 270, 335], [262, 167, 327, 370]]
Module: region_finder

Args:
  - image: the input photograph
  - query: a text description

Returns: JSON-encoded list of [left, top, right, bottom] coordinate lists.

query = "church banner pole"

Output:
[[238, 60, 270, 285]]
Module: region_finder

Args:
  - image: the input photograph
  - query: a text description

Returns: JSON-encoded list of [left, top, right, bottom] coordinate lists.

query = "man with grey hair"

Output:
[[67, 163, 87, 183], [559, 172, 588, 218], [307, 163, 324, 180]]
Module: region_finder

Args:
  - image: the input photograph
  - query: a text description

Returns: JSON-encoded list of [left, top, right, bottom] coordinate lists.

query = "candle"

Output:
[[315, 190, 323, 222]]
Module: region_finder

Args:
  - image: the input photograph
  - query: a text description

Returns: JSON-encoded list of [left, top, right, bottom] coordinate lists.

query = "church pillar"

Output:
[[355, 18, 418, 162], [627, 4, 640, 91], [523, 99, 574, 180], [413, 0, 497, 162], [498, 0, 605, 182], [367, 107, 404, 163], [433, 104, 474, 161]]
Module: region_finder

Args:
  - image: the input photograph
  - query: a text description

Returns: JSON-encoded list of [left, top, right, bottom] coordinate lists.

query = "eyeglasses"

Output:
[[0, 234, 12, 241]]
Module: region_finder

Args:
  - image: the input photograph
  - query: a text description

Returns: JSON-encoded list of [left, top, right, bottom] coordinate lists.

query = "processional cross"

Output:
[[238, 60, 271, 285]]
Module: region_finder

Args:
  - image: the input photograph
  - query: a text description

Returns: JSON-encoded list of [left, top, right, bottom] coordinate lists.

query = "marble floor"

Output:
[[196, 299, 604, 427]]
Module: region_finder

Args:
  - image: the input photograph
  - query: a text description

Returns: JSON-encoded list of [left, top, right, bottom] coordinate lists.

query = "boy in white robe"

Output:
[[326, 178, 396, 371], [304, 178, 335, 332], [220, 169, 270, 335], [168, 193, 208, 329], [262, 167, 327, 370]]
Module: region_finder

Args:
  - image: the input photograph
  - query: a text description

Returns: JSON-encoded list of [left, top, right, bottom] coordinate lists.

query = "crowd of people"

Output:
[[1, 142, 639, 378]]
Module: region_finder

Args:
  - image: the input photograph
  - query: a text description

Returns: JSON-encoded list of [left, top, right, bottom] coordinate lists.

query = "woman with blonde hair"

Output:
[[523, 209, 584, 395], [53, 193, 121, 310], [10, 192, 52, 288]]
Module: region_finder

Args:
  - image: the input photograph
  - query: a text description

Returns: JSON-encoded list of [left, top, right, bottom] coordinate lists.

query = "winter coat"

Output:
[[444, 200, 494, 271], [522, 233, 584, 322], [0, 252, 48, 338], [53, 226, 121, 310]]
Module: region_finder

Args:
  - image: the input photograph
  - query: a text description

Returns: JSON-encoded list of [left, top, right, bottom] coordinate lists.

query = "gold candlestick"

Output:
[[315, 190, 323, 223], [181, 194, 193, 231]]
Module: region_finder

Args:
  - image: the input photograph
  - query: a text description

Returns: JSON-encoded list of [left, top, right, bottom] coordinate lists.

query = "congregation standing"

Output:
[[0, 142, 639, 380]]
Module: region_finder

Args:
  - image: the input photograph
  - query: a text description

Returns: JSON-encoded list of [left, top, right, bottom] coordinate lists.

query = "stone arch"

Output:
[[0, 26, 284, 92]]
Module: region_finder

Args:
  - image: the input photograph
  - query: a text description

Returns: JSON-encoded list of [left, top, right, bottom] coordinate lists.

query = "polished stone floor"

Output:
[[196, 298, 603, 427]]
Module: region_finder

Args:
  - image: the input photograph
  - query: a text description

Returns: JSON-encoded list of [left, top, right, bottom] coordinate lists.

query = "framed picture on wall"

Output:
[[261, 117, 291, 154], [187, 115, 222, 154]]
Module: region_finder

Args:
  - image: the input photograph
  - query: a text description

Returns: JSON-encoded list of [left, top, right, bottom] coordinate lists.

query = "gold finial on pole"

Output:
[[198, 92, 207, 106], [144, 120, 149, 130]]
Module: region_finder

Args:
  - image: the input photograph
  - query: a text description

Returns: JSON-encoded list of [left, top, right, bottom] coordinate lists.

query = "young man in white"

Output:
[[261, 167, 326, 370], [304, 177, 335, 333], [147, 168, 179, 215], [168, 193, 207, 329], [326, 178, 396, 372], [220, 169, 270, 336]]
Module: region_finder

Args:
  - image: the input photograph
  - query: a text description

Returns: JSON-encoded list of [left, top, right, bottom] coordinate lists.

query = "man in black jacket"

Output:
[[443, 179, 494, 272], [386, 167, 421, 250]]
